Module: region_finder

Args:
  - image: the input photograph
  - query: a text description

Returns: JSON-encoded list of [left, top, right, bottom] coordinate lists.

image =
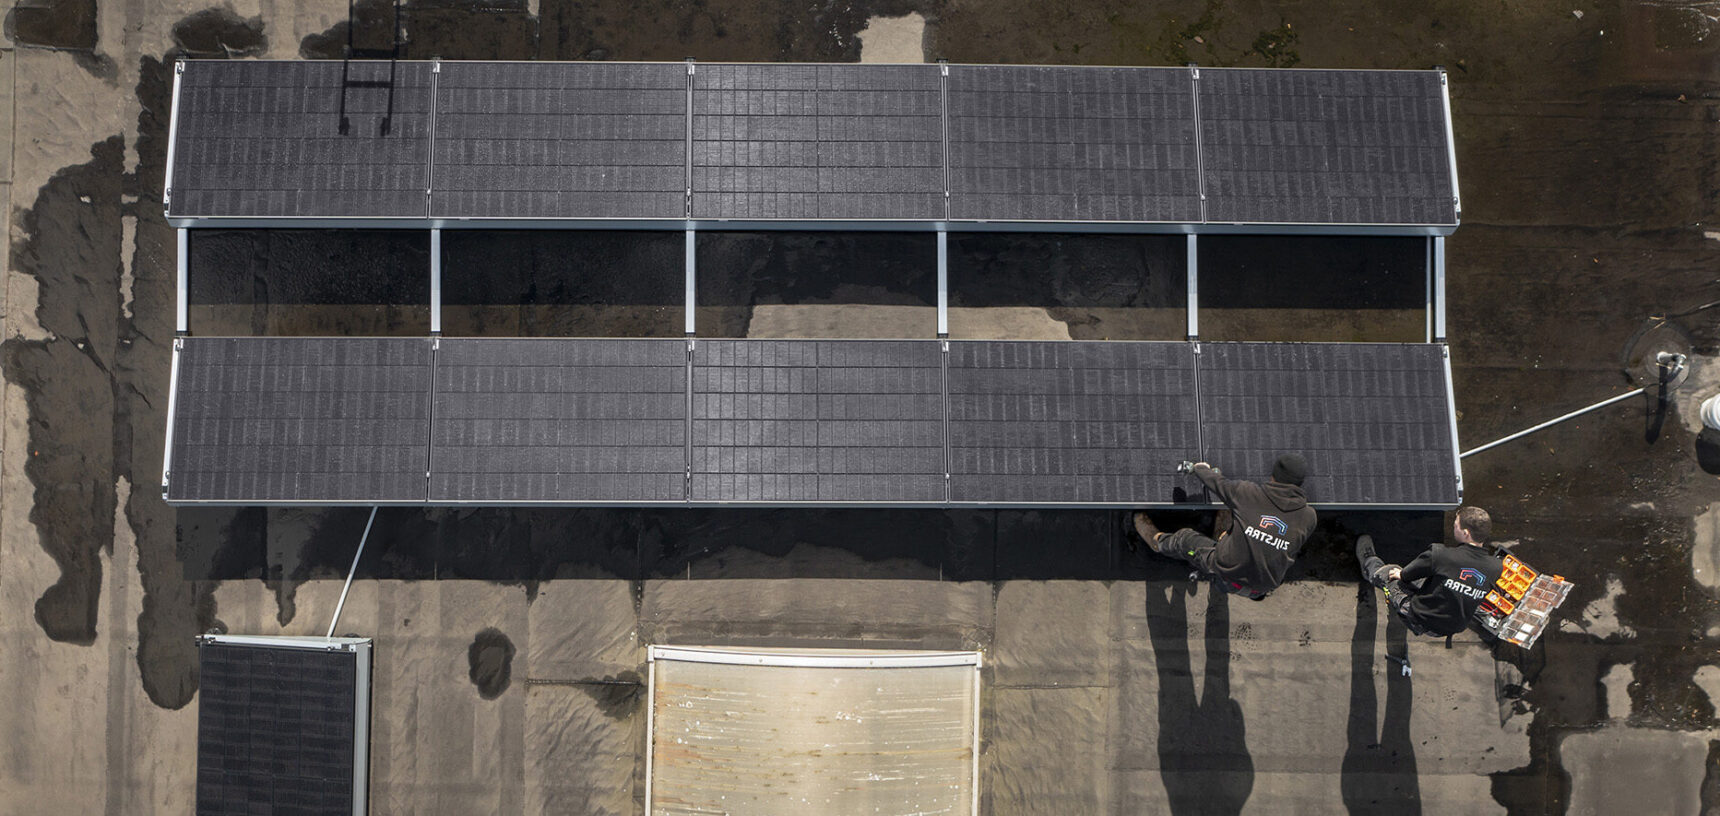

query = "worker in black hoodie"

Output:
[[1354, 506, 1504, 636], [1133, 453, 1317, 600]]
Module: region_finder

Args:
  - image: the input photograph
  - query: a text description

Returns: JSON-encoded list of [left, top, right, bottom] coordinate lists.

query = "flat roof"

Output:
[[165, 61, 1459, 234]]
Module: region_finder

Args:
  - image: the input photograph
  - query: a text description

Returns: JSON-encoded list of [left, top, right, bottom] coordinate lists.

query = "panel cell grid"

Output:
[[947, 341, 1199, 504], [691, 340, 945, 502], [1199, 69, 1457, 226], [170, 60, 435, 218], [1196, 342, 1457, 505], [432, 62, 688, 219], [692, 64, 946, 220], [430, 339, 688, 502], [168, 337, 432, 502], [946, 66, 1201, 223], [196, 644, 357, 814]]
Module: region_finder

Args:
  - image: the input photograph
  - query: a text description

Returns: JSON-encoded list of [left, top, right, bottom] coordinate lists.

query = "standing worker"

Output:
[[1134, 454, 1317, 600], [1353, 507, 1504, 636]]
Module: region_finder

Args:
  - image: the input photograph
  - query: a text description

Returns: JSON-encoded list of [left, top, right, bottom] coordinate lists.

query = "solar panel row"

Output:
[[167, 61, 1457, 228], [166, 337, 1459, 506]]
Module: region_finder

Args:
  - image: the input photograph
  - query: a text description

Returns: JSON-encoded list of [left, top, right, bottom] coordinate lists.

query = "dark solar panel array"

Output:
[[168, 337, 432, 502], [1197, 342, 1457, 505], [1198, 69, 1457, 226], [691, 64, 946, 220], [431, 339, 687, 502], [197, 643, 357, 814], [946, 66, 1201, 223], [432, 62, 687, 219], [169, 61, 1456, 229], [166, 338, 1458, 506], [170, 60, 435, 219], [947, 341, 1200, 504], [690, 340, 946, 502]]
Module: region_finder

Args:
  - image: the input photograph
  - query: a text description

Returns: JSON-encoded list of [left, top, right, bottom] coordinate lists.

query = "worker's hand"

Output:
[[1387, 567, 1402, 581], [1194, 462, 1212, 471]]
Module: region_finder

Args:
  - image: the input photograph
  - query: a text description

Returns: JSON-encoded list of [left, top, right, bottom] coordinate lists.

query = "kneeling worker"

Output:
[[1133, 454, 1317, 600], [1354, 506, 1503, 637]]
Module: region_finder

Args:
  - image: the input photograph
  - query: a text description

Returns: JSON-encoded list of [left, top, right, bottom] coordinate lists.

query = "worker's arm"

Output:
[[1396, 549, 1437, 586], [1190, 463, 1237, 505]]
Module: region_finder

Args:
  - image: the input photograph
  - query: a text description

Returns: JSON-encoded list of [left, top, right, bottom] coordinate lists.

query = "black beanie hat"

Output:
[[1272, 453, 1307, 486]]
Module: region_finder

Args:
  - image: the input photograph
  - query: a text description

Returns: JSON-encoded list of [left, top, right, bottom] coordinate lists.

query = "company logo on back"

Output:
[[1245, 515, 1292, 551], [1458, 567, 1485, 585], [1445, 567, 1489, 599]]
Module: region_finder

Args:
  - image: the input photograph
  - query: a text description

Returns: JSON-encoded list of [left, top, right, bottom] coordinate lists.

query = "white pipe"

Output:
[[327, 506, 379, 638], [1460, 388, 1645, 459]]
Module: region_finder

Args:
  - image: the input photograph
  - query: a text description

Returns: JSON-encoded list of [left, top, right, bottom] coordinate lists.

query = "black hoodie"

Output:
[[1192, 464, 1317, 592]]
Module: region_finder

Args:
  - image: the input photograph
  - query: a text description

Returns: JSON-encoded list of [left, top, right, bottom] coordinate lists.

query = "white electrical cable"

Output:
[[327, 506, 379, 639]]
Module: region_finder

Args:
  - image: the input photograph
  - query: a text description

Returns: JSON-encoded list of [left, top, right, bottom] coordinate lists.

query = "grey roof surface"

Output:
[[165, 337, 1459, 507], [166, 60, 1458, 232]]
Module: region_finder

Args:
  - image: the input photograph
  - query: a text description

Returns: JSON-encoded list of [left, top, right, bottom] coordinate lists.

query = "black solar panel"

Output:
[[1198, 69, 1457, 226], [946, 66, 1201, 223], [197, 642, 359, 814], [168, 338, 432, 502], [432, 62, 687, 219], [170, 60, 434, 219], [691, 64, 946, 220], [430, 339, 687, 502], [947, 341, 1200, 504], [690, 340, 945, 502], [1196, 342, 1458, 505]]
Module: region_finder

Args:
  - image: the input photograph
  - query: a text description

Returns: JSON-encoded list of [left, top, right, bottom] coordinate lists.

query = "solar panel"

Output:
[[1198, 69, 1457, 226], [432, 62, 687, 219], [196, 637, 369, 815], [947, 341, 1200, 504], [946, 66, 1201, 223], [690, 339, 945, 502], [430, 339, 687, 502], [167, 337, 432, 503], [169, 60, 434, 219], [691, 64, 946, 220], [1196, 342, 1458, 505]]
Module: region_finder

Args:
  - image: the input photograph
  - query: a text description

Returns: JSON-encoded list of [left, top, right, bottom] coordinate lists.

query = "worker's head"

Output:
[[1270, 453, 1307, 486], [1454, 506, 1491, 545]]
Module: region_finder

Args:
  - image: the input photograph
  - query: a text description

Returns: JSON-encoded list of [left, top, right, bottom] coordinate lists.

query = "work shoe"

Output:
[[1355, 534, 1377, 564], [1213, 509, 1233, 537], [1132, 512, 1162, 546]]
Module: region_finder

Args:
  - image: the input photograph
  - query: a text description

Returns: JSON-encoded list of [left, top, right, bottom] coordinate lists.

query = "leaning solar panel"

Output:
[[432, 62, 687, 219], [168, 60, 434, 219], [166, 337, 433, 503], [947, 341, 1200, 504], [1195, 342, 1459, 507], [1198, 69, 1458, 227], [946, 66, 1201, 223], [692, 63, 946, 220], [197, 636, 370, 815], [430, 339, 688, 503], [690, 340, 946, 502]]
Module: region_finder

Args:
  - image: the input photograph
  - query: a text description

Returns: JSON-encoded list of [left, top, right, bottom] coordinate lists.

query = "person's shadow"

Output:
[[1340, 583, 1422, 814], [1145, 582, 1254, 815]]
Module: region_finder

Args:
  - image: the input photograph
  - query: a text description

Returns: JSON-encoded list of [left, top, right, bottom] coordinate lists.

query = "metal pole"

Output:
[[937, 227, 949, 338], [429, 228, 441, 334], [176, 229, 189, 334], [1433, 236, 1447, 342], [685, 229, 697, 335], [1424, 237, 1433, 344], [1460, 388, 1645, 459], [327, 506, 379, 639], [1186, 233, 1199, 340]]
